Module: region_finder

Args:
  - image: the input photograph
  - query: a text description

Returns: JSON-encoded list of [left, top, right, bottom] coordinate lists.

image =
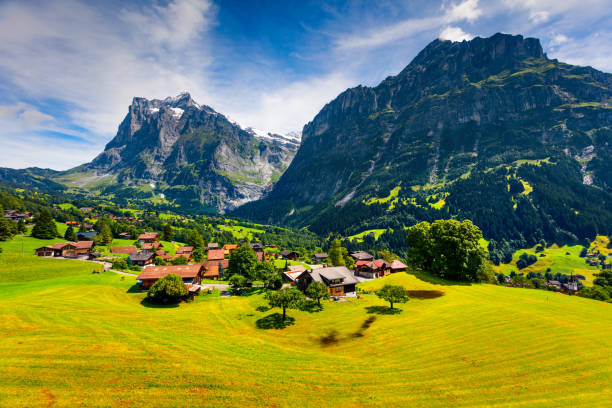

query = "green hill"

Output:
[[1, 239, 610, 407]]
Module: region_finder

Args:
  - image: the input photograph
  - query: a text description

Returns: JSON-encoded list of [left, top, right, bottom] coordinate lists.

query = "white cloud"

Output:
[[336, 0, 482, 50], [228, 73, 356, 134], [549, 33, 569, 46], [547, 31, 612, 72], [0, 103, 54, 128], [528, 10, 549, 23], [443, 0, 482, 23], [439, 26, 474, 42], [0, 0, 214, 138]]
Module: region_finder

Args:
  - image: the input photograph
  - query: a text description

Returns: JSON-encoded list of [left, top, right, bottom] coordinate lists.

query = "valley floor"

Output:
[[0, 253, 611, 407]]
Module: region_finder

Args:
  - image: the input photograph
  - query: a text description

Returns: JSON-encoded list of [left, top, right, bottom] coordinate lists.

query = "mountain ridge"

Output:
[[234, 33, 612, 246]]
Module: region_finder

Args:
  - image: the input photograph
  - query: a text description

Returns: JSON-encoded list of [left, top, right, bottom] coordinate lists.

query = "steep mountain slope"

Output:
[[47, 93, 298, 212], [235, 33, 612, 245]]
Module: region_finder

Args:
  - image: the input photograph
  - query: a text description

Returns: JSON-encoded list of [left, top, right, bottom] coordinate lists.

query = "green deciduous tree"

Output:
[[31, 208, 58, 239], [265, 287, 304, 320], [187, 228, 205, 251], [228, 274, 249, 294], [407, 219, 489, 282], [154, 256, 167, 266], [162, 224, 173, 241], [305, 281, 328, 306], [171, 255, 188, 265], [375, 284, 409, 309], [328, 239, 345, 266], [256, 261, 282, 289], [228, 244, 259, 279], [64, 225, 77, 242], [147, 274, 187, 303]]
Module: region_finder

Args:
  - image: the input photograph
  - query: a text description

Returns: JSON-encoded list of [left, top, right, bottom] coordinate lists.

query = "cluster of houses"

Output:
[[4, 209, 32, 222], [283, 250, 407, 297], [585, 250, 611, 269]]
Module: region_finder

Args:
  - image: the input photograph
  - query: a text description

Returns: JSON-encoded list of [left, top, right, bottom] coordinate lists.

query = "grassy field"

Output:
[[0, 239, 611, 407], [218, 224, 265, 240], [493, 236, 610, 285], [347, 228, 386, 242]]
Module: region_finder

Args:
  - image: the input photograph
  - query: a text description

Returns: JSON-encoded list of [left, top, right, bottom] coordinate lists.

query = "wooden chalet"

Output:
[[355, 259, 391, 279], [249, 242, 264, 252], [176, 246, 194, 255], [141, 242, 162, 251], [35, 241, 94, 258], [350, 251, 374, 262], [129, 251, 155, 267], [292, 266, 359, 297], [223, 244, 239, 256], [111, 246, 138, 255], [311, 253, 328, 262], [118, 232, 133, 240], [138, 232, 159, 245], [156, 249, 171, 261], [206, 242, 220, 250], [137, 264, 204, 290], [280, 250, 299, 261], [390, 260, 408, 272], [207, 249, 225, 261], [203, 259, 229, 280], [4, 210, 30, 222]]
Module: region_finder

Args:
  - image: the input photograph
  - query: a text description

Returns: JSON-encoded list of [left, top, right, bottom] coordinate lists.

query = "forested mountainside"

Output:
[[0, 93, 299, 213], [235, 33, 612, 249]]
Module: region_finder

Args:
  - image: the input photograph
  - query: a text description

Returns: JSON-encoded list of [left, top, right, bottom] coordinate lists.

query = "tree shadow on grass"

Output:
[[365, 306, 402, 315], [255, 305, 271, 312], [140, 298, 180, 308], [351, 316, 377, 338], [297, 299, 323, 313], [126, 284, 143, 294], [255, 313, 295, 329], [405, 269, 472, 286], [407, 290, 445, 299]]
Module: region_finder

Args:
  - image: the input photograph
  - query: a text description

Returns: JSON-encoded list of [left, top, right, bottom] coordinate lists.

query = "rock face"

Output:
[[235, 33, 612, 244], [86, 92, 298, 211]]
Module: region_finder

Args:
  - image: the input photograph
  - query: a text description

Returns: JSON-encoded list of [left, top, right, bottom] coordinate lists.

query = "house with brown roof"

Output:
[[129, 251, 155, 267], [223, 244, 238, 256], [118, 232, 133, 240], [35, 241, 94, 258], [141, 242, 162, 252], [137, 264, 204, 289], [280, 250, 299, 261], [390, 260, 408, 273], [311, 253, 328, 263], [203, 259, 229, 280], [176, 246, 194, 255], [111, 246, 138, 255], [138, 232, 159, 245], [207, 249, 225, 261], [350, 251, 374, 262], [292, 266, 358, 297], [206, 242, 220, 250], [355, 259, 391, 279]]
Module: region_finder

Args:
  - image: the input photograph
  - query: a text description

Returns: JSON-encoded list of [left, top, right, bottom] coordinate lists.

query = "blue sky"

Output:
[[0, 0, 611, 169]]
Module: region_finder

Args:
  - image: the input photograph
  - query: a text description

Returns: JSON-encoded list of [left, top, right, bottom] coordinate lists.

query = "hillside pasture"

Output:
[[493, 241, 606, 285], [0, 244, 610, 407]]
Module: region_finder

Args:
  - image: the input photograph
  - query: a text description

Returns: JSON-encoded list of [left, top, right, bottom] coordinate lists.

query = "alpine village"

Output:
[[0, 4, 611, 407]]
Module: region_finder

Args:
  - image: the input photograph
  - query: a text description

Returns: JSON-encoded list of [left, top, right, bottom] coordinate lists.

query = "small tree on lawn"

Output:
[[228, 274, 249, 294], [228, 244, 259, 279], [147, 274, 187, 304], [97, 223, 113, 247], [256, 261, 282, 289], [64, 225, 77, 242], [266, 287, 304, 320], [375, 285, 409, 310], [328, 239, 346, 266], [171, 255, 188, 265], [305, 281, 328, 306], [154, 256, 167, 266]]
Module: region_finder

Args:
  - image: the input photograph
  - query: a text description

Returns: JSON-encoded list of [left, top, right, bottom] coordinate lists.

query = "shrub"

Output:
[[147, 274, 187, 304]]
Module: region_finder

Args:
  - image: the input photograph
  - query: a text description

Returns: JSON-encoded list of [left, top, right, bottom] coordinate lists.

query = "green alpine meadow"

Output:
[[0, 2, 611, 407]]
